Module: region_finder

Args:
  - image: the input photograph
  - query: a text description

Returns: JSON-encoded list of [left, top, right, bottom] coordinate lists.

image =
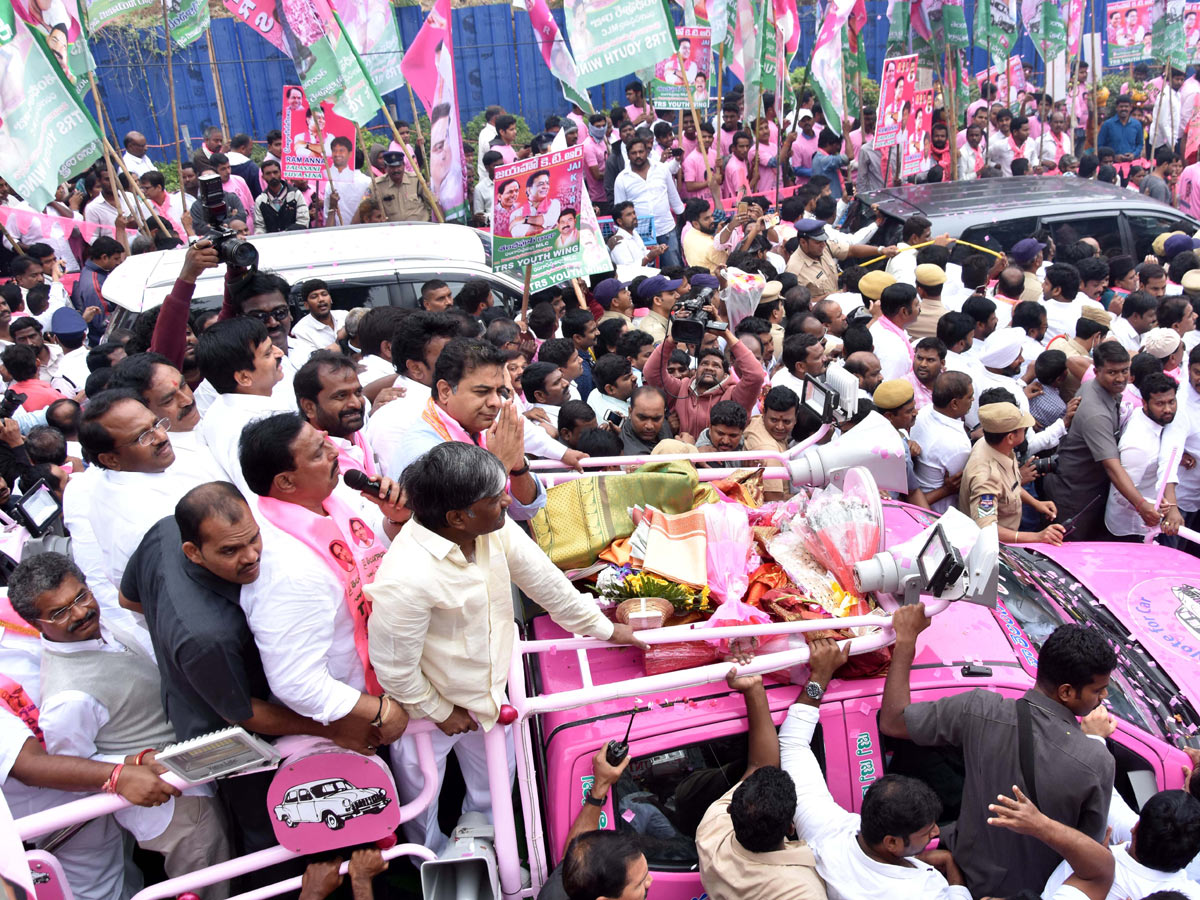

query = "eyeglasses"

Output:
[[119, 417, 170, 448], [39, 588, 93, 625], [244, 306, 291, 325]]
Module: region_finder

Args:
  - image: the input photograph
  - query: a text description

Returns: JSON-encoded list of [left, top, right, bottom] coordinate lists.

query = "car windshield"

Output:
[[311, 780, 352, 797], [1001, 547, 1199, 743]]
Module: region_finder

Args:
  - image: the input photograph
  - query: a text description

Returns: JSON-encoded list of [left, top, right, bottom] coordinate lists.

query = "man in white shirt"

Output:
[[1045, 784, 1200, 900], [967, 327, 1032, 429], [82, 166, 148, 228], [607, 201, 663, 268], [355, 306, 407, 387], [1151, 68, 1188, 152], [367, 441, 644, 852], [1109, 291, 1158, 353], [473, 150, 500, 224], [367, 310, 462, 474], [910, 371, 974, 513], [1105, 372, 1185, 538], [15, 553, 231, 895], [121, 131, 157, 178], [1024, 111, 1073, 172], [1044, 264, 1101, 342], [0, 606, 177, 900], [869, 283, 921, 381], [586, 354, 636, 423], [613, 137, 685, 267], [476, 105, 503, 182], [326, 138, 371, 227], [771, 333, 825, 399], [289, 279, 347, 364], [108, 351, 223, 481], [194, 317, 295, 497], [79, 389, 211, 594], [779, 638, 972, 900], [47, 308, 90, 392], [237, 413, 408, 768]]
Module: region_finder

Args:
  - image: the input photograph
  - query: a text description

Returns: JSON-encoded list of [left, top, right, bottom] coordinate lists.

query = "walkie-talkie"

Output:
[[606, 711, 636, 766]]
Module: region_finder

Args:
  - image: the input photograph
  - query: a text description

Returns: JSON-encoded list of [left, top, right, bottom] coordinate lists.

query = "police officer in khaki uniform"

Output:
[[785, 219, 843, 299], [959, 402, 1066, 544], [369, 150, 431, 223]]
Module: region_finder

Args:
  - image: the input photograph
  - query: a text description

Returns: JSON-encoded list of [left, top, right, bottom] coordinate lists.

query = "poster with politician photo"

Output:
[[873, 54, 917, 150], [492, 146, 584, 275], [901, 89, 934, 177], [280, 85, 327, 180], [1187, 1, 1200, 61], [650, 27, 712, 110], [1107, 0, 1153, 63]]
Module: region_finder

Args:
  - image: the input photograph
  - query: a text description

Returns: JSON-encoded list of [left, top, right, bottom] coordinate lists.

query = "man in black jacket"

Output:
[[252, 160, 309, 233]]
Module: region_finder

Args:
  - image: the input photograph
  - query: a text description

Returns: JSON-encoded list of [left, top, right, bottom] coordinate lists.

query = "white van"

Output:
[[102, 222, 527, 331]]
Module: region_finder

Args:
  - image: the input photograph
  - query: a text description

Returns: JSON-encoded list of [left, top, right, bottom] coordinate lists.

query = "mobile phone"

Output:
[[736, 201, 749, 217], [672, 148, 684, 158], [605, 410, 626, 427]]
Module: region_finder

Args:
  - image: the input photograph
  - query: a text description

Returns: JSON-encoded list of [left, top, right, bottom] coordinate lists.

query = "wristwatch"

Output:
[[584, 790, 607, 807], [510, 459, 531, 477], [804, 680, 826, 702]]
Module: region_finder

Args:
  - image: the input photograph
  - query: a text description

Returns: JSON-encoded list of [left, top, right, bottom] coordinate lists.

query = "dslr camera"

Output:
[[197, 172, 259, 269], [1021, 452, 1058, 476], [670, 286, 726, 345]]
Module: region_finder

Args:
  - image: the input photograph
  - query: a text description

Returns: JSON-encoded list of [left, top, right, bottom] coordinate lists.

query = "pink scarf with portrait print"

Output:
[[256, 493, 386, 695]]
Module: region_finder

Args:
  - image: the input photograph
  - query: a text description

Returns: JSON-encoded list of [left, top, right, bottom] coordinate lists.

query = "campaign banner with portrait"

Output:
[[900, 88, 934, 177], [974, 56, 1026, 98], [11, 0, 89, 81], [0, 5, 103, 211], [280, 85, 329, 180], [565, 0, 677, 90], [1188, 1, 1200, 61], [332, 0, 405, 97], [492, 146, 585, 277], [650, 26, 711, 109], [1107, 0, 1153, 63], [873, 54, 917, 150]]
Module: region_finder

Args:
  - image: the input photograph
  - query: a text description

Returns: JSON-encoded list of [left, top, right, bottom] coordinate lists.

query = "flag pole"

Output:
[[87, 72, 156, 234], [91, 85, 171, 235], [946, 48, 958, 180], [205, 31, 231, 144], [162, 4, 189, 236], [406, 85, 428, 172], [380, 104, 445, 223]]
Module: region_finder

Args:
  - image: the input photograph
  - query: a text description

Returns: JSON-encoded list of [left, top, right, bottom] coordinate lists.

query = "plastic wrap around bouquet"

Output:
[[721, 267, 766, 331], [792, 467, 884, 599]]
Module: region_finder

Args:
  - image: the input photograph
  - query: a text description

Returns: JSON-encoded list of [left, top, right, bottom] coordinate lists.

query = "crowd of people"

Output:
[[2, 60, 1200, 900]]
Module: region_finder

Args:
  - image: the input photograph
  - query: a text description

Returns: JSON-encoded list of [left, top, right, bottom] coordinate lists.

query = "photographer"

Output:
[[643, 300, 764, 438]]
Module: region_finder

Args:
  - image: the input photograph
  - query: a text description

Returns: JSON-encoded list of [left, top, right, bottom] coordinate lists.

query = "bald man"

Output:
[[122, 130, 156, 178]]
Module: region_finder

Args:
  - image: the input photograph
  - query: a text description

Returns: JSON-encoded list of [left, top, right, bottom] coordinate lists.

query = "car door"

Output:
[[296, 787, 316, 822]]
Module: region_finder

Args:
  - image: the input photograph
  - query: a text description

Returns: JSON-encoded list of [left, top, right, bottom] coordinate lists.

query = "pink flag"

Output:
[[525, 0, 591, 111], [1064, 0, 1084, 55], [222, 0, 289, 53], [400, 0, 468, 220], [400, 0, 452, 112], [772, 0, 800, 57], [910, 0, 934, 41]]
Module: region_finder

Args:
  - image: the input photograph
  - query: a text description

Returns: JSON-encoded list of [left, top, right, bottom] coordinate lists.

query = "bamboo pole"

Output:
[[205, 31, 231, 144], [0, 221, 25, 256], [380, 105, 445, 223], [87, 72, 152, 233], [162, 3, 189, 237], [946, 48, 958, 180]]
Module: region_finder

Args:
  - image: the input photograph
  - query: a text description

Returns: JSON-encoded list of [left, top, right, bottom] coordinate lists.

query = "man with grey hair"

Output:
[[368, 441, 646, 852], [11, 552, 232, 897]]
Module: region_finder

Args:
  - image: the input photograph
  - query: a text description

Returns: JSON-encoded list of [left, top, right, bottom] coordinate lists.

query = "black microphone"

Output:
[[343, 470, 380, 497]]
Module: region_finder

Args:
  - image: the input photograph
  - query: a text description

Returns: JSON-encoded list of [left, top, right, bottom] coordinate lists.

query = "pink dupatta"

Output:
[[257, 493, 387, 695], [0, 598, 43, 745], [334, 430, 377, 478]]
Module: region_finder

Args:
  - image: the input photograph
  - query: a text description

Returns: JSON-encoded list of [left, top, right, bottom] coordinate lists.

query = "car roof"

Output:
[[861, 177, 1200, 228], [287, 778, 352, 790], [102, 221, 496, 314]]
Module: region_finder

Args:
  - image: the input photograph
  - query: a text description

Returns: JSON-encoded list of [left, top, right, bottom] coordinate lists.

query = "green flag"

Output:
[[80, 0, 155, 33], [167, 0, 210, 49], [1152, 6, 1187, 70], [1026, 2, 1067, 60], [941, 0, 969, 49], [564, 0, 677, 90], [0, 2, 103, 210], [974, 0, 1018, 61]]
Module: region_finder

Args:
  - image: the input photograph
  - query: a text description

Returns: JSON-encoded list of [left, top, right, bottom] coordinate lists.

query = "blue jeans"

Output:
[[659, 227, 682, 268]]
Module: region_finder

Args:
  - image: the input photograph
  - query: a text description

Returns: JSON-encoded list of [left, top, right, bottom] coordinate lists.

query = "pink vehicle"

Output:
[[7, 422, 1200, 900], [523, 499, 1200, 900]]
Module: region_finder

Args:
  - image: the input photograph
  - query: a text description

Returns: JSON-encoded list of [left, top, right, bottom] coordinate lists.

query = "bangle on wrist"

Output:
[[371, 695, 385, 727], [510, 460, 530, 477], [103, 763, 124, 794], [134, 748, 154, 766]]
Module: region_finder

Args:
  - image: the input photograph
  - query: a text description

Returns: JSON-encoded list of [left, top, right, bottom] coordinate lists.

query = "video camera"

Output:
[[670, 287, 726, 345], [196, 172, 259, 269], [0, 389, 27, 420]]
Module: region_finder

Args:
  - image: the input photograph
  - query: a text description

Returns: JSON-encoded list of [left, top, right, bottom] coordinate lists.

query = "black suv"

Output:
[[845, 176, 1200, 263]]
